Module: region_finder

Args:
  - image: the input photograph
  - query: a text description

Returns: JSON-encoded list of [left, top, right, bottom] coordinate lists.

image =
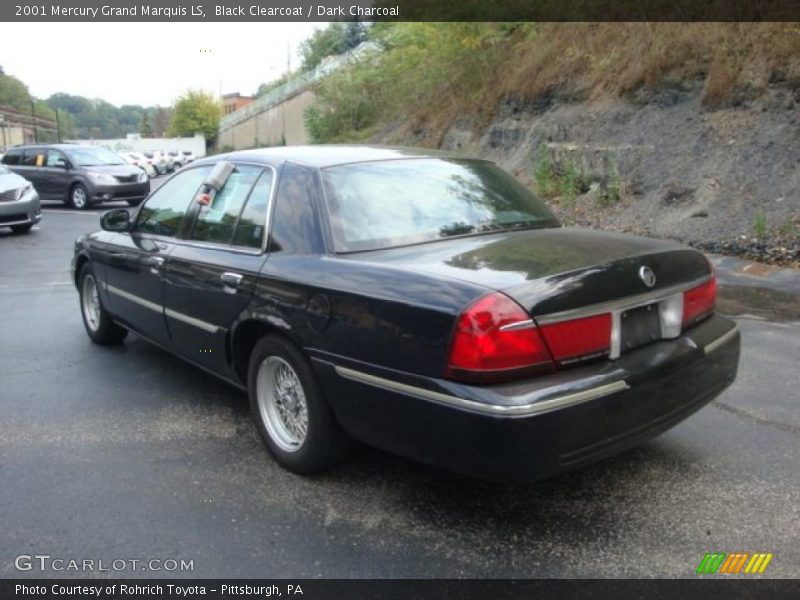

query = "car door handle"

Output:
[[220, 272, 243, 292], [146, 255, 165, 275]]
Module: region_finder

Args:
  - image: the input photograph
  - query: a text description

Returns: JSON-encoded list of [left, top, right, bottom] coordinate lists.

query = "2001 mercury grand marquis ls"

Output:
[[72, 146, 740, 482]]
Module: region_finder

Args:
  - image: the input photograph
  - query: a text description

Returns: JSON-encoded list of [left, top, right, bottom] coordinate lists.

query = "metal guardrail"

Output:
[[219, 43, 377, 131]]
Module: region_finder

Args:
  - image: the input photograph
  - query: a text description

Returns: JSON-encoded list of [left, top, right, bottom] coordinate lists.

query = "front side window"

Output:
[[135, 166, 211, 237], [46, 150, 68, 168], [189, 165, 263, 245], [321, 158, 560, 252]]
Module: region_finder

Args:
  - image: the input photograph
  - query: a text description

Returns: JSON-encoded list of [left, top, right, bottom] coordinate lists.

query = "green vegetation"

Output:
[[304, 23, 800, 144], [753, 213, 768, 238], [533, 149, 559, 198], [601, 160, 622, 206], [167, 90, 221, 148], [299, 22, 367, 71]]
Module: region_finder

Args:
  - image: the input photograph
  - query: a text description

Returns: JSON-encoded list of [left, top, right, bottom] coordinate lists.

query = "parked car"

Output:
[[123, 152, 157, 178], [2, 144, 149, 210], [0, 164, 41, 233], [168, 150, 184, 170], [181, 150, 196, 164], [141, 152, 167, 175], [152, 150, 174, 173], [71, 146, 740, 481]]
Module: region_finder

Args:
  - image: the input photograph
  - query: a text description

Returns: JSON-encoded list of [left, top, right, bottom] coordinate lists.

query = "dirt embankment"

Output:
[[375, 81, 800, 267]]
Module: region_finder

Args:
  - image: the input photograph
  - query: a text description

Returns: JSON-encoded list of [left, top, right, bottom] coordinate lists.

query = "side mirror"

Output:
[[100, 208, 131, 232]]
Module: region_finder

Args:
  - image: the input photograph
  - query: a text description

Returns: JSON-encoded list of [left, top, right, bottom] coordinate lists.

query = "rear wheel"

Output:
[[79, 263, 127, 344], [248, 335, 350, 474], [69, 183, 90, 210], [10, 223, 33, 234]]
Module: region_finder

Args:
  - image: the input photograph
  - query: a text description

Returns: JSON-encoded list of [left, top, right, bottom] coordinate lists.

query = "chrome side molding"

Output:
[[334, 365, 629, 418]]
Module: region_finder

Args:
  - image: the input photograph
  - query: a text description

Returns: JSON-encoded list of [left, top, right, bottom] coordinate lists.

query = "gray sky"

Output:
[[0, 22, 323, 106]]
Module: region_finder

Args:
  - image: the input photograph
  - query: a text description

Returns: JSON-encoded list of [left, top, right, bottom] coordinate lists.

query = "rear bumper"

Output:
[[312, 314, 740, 482], [0, 191, 41, 227]]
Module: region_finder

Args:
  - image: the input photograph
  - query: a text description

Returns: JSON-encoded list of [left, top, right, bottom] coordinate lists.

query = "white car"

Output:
[[152, 150, 175, 172], [181, 150, 197, 164], [167, 150, 185, 170], [141, 151, 168, 175], [124, 152, 157, 178]]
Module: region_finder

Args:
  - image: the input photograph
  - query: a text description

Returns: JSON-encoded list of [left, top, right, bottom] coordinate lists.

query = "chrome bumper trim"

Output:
[[535, 274, 712, 325], [334, 366, 629, 418], [704, 325, 740, 355]]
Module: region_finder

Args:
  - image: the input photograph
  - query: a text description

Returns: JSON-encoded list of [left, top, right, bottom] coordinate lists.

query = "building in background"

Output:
[[222, 93, 255, 116]]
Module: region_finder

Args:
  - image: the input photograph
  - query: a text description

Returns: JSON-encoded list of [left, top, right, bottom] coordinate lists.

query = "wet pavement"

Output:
[[1, 211, 799, 578]]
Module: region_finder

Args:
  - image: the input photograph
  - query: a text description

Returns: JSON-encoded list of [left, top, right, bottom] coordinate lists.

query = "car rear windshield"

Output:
[[67, 147, 126, 166], [321, 158, 561, 252]]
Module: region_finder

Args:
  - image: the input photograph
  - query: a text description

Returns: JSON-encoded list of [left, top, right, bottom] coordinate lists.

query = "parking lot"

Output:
[[1, 199, 799, 578]]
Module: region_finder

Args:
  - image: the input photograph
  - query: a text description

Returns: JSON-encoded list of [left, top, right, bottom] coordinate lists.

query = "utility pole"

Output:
[[30, 99, 37, 143], [55, 109, 61, 142]]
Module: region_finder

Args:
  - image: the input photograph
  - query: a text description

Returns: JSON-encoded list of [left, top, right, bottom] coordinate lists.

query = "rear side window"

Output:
[[136, 166, 211, 237], [189, 165, 262, 245], [2, 150, 22, 165], [269, 163, 323, 255], [22, 149, 45, 167], [231, 170, 273, 249]]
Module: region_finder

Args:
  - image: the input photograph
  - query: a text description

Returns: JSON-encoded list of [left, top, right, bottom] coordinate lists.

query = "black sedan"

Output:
[[71, 146, 740, 482]]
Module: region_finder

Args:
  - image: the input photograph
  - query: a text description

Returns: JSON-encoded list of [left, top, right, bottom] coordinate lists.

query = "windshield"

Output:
[[321, 158, 560, 252], [67, 147, 126, 166]]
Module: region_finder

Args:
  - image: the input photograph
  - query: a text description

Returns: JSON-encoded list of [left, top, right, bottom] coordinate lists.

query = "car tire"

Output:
[[248, 335, 350, 474], [127, 199, 143, 207], [10, 223, 33, 234], [68, 183, 91, 210], [78, 263, 128, 344]]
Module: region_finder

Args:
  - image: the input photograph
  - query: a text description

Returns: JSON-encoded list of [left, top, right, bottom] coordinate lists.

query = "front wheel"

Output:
[[79, 263, 128, 344], [69, 184, 90, 210], [248, 335, 350, 474]]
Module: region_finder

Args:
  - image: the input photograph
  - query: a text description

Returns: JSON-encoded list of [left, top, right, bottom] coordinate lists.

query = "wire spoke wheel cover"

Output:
[[257, 356, 309, 453], [81, 274, 101, 332]]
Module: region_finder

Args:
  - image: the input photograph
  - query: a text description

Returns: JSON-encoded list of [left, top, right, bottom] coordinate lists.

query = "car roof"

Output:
[[194, 145, 481, 169], [10, 143, 100, 151]]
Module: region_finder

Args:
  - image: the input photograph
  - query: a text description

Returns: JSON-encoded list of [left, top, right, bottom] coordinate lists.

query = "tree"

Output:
[[0, 73, 31, 110], [167, 90, 221, 147], [299, 22, 366, 71], [140, 112, 153, 137], [153, 106, 172, 137]]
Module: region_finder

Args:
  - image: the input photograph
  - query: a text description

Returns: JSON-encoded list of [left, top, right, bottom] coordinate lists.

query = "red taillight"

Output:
[[682, 276, 716, 328], [446, 292, 555, 383], [539, 313, 612, 366]]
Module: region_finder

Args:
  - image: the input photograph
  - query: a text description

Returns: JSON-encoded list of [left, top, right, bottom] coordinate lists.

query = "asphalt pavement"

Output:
[[1, 201, 799, 578]]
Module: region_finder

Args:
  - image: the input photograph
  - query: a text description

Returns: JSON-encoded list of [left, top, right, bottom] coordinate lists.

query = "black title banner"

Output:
[[4, 0, 800, 22], [3, 579, 800, 600]]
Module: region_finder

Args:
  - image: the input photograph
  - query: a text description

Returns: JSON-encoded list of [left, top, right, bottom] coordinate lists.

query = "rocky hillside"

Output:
[[305, 23, 800, 266], [431, 81, 800, 266]]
